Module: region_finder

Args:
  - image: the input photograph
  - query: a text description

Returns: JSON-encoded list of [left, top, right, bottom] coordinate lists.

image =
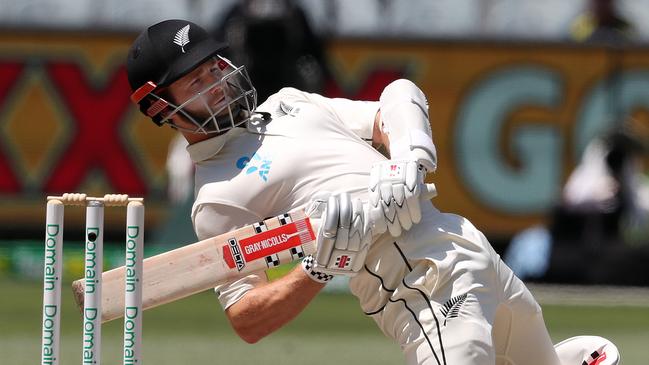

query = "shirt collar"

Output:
[[186, 127, 246, 162]]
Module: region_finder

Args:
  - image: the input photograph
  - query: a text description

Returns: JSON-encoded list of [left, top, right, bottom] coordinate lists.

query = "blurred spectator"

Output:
[[570, 0, 635, 42], [506, 122, 649, 282], [558, 126, 649, 246], [214, 0, 331, 101], [504, 225, 552, 281], [166, 134, 194, 205], [151, 134, 197, 246]]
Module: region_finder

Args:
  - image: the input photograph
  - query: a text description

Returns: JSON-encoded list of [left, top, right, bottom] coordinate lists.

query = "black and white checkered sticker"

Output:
[[290, 246, 305, 260], [278, 213, 292, 225], [253, 221, 268, 234], [265, 254, 280, 268]]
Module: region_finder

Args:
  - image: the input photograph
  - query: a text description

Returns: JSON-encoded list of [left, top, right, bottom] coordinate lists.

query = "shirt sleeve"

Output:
[[308, 94, 379, 141], [192, 202, 268, 310], [214, 273, 267, 310], [263, 87, 379, 141], [192, 202, 262, 240]]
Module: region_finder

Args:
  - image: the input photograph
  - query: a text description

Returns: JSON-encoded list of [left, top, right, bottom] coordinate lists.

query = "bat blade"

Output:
[[71, 209, 317, 323]]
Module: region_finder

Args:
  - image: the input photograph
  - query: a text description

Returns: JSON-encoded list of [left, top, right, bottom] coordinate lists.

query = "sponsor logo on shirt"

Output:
[[236, 153, 272, 182]]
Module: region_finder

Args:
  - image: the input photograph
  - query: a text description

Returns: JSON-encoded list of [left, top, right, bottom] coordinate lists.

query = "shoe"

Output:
[[554, 335, 620, 365]]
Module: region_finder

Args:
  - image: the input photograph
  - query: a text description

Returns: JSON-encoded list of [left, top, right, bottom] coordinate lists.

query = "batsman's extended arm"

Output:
[[71, 209, 317, 323]]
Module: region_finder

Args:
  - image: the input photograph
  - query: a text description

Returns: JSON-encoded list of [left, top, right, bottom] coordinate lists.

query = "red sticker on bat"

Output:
[[222, 217, 314, 270], [240, 219, 314, 261]]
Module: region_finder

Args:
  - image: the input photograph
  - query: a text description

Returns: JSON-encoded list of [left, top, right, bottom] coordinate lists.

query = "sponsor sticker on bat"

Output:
[[225, 238, 245, 271], [239, 219, 314, 262], [222, 218, 315, 270]]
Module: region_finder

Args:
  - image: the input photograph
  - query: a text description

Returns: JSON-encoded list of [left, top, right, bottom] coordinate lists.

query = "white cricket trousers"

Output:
[[350, 209, 561, 365]]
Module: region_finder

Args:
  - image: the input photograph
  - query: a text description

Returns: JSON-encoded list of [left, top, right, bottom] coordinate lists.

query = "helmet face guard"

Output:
[[131, 56, 257, 135]]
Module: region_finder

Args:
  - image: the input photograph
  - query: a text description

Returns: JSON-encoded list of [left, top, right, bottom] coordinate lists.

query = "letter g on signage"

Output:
[[575, 70, 649, 158], [455, 66, 562, 213]]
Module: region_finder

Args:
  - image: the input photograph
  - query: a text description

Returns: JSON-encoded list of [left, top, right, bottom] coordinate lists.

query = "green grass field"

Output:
[[2, 277, 648, 364]]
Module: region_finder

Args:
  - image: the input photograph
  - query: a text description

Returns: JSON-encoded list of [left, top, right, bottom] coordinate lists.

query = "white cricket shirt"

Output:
[[186, 86, 547, 365], [189, 87, 384, 308]]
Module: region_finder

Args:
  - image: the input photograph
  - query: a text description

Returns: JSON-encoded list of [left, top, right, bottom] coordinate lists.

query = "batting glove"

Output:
[[304, 192, 372, 278], [368, 160, 437, 237]]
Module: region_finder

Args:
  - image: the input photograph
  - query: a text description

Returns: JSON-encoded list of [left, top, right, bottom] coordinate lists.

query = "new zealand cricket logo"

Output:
[[173, 24, 190, 53], [440, 293, 467, 325], [236, 152, 272, 182]]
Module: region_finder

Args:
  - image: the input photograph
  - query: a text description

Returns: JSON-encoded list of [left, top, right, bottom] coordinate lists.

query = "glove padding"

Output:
[[368, 160, 436, 237], [305, 192, 372, 276]]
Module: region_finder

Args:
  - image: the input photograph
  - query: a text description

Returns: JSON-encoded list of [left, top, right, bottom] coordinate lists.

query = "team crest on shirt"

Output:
[[440, 293, 467, 326], [236, 152, 272, 182]]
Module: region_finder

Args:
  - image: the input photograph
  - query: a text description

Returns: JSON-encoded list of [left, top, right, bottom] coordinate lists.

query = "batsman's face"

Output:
[[157, 56, 256, 135], [167, 58, 231, 120]]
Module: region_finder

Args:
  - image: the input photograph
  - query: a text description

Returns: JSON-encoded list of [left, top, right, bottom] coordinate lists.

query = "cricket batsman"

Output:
[[126, 19, 619, 365]]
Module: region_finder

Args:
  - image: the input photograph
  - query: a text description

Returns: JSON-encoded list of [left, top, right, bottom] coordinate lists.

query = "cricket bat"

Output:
[[71, 209, 317, 323]]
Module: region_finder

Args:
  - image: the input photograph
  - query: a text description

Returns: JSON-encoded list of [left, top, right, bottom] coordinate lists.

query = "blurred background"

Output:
[[2, 0, 649, 364]]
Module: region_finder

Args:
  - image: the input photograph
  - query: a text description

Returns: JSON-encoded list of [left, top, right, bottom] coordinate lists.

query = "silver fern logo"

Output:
[[440, 293, 467, 325], [173, 24, 190, 53]]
